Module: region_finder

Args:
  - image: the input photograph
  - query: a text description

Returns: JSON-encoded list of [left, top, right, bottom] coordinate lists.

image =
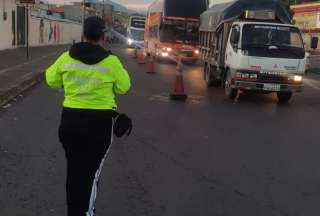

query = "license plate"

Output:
[[263, 84, 281, 91]]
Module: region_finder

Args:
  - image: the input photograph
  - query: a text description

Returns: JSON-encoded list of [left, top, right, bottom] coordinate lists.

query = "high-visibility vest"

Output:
[[46, 52, 131, 110]]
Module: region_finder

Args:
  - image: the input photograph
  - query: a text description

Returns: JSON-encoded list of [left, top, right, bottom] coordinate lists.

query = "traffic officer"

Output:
[[46, 16, 131, 216]]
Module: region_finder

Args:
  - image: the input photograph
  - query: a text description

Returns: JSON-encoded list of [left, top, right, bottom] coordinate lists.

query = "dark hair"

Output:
[[83, 16, 105, 42]]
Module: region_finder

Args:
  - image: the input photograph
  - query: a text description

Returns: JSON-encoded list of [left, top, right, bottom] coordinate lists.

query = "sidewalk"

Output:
[[0, 45, 70, 106]]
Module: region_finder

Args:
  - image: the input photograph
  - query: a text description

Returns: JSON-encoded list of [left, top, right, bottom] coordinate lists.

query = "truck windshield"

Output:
[[160, 19, 199, 44], [130, 18, 145, 29], [130, 29, 144, 41], [242, 24, 305, 59]]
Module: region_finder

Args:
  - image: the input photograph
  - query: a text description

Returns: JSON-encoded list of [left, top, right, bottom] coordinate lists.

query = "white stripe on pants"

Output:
[[86, 119, 114, 216]]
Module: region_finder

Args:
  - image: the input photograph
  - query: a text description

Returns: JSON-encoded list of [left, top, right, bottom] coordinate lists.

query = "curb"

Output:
[[0, 71, 44, 107]]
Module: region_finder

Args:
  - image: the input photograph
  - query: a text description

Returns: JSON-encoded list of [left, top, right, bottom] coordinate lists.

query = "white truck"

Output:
[[199, 0, 314, 103]]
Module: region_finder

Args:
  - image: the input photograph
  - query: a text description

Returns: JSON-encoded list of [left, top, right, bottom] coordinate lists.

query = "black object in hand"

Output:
[[114, 114, 133, 137]]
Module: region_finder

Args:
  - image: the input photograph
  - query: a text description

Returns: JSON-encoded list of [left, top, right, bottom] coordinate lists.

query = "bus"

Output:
[[144, 0, 208, 63], [127, 16, 146, 48]]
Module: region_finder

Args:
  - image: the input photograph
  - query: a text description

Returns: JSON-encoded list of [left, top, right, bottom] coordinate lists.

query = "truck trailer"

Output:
[[199, 0, 308, 103]]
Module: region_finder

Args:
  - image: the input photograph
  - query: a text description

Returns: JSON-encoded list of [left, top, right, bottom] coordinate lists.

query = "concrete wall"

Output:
[[28, 15, 82, 47], [0, 1, 82, 51], [0, 0, 16, 50]]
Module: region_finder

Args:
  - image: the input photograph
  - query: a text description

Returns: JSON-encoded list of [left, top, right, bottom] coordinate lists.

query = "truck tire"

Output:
[[224, 69, 237, 100], [277, 92, 292, 103], [205, 64, 213, 87], [212, 78, 221, 88], [205, 65, 221, 88]]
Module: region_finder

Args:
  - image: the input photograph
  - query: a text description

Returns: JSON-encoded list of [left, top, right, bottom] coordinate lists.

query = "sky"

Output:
[[48, 0, 231, 10]]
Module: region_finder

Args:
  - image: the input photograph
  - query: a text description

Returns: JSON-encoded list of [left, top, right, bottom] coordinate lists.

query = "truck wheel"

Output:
[[225, 70, 237, 100], [277, 92, 292, 103], [212, 78, 221, 88]]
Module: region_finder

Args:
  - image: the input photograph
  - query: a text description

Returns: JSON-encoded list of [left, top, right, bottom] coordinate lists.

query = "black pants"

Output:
[[59, 108, 115, 216]]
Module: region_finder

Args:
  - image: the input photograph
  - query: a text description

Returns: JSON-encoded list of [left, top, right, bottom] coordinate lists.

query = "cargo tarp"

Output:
[[200, 0, 291, 32], [164, 0, 208, 18]]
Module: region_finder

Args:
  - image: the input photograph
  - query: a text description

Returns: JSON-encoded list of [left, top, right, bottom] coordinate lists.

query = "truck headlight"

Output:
[[293, 75, 303, 82], [250, 74, 258, 79], [161, 52, 169, 57], [127, 38, 133, 45], [166, 47, 172, 52]]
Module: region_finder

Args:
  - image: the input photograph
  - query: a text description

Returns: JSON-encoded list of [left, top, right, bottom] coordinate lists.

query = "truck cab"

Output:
[[223, 21, 306, 102], [200, 1, 307, 103]]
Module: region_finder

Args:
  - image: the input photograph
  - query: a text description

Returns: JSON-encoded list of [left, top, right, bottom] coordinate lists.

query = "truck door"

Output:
[[225, 25, 240, 67]]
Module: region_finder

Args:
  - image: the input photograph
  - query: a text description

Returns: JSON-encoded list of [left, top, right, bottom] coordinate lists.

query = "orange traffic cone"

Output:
[[137, 50, 145, 64], [147, 55, 156, 74], [170, 58, 187, 100]]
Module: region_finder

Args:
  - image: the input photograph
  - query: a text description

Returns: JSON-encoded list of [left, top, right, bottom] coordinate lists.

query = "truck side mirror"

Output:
[[311, 37, 318, 50], [230, 26, 240, 52], [231, 32, 240, 51], [230, 31, 239, 45]]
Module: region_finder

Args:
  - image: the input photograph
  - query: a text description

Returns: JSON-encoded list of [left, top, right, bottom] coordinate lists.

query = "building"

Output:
[[63, 2, 113, 24], [64, 4, 100, 23], [291, 2, 320, 50], [0, 0, 81, 50], [49, 5, 64, 19], [0, 0, 26, 50]]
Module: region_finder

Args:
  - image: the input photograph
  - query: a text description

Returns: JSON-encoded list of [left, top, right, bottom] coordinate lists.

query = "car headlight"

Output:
[[305, 52, 310, 58], [194, 49, 200, 55], [293, 75, 303, 82], [161, 52, 169, 57], [127, 38, 133, 45], [166, 47, 172, 52]]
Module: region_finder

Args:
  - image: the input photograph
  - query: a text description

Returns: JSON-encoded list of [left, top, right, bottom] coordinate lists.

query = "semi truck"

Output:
[[145, 0, 208, 63], [199, 0, 311, 103]]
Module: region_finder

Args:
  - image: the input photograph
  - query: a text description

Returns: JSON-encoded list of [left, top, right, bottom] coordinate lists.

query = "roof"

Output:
[[50, 6, 64, 14], [200, 0, 292, 32], [148, 0, 207, 19]]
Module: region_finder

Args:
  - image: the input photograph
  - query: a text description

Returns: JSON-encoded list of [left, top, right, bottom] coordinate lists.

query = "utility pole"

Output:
[[26, 4, 29, 60], [102, 0, 106, 47], [20, 0, 35, 60], [102, 0, 105, 19], [81, 0, 86, 41]]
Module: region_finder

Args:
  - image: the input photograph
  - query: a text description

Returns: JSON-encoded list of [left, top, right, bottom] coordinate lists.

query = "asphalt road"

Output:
[[1, 45, 320, 216]]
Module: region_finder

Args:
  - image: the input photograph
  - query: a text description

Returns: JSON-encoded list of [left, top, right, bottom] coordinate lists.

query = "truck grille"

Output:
[[179, 50, 193, 57], [258, 74, 288, 84]]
